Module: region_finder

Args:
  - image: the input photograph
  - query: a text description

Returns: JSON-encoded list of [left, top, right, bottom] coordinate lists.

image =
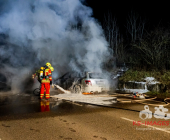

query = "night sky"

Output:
[[85, 1, 170, 29]]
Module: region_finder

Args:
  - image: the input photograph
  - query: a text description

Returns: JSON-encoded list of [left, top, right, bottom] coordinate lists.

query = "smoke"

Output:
[[0, 0, 111, 93]]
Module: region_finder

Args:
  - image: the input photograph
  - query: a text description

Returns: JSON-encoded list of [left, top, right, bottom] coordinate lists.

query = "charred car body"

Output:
[[54, 71, 110, 94]]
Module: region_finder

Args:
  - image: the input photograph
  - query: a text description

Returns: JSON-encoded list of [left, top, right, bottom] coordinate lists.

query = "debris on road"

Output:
[[133, 92, 145, 99], [51, 93, 117, 105]]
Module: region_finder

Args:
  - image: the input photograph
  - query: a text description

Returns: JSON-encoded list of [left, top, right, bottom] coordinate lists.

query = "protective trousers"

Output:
[[40, 83, 50, 99]]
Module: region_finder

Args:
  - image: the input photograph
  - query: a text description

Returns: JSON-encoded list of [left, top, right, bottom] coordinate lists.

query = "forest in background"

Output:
[[102, 11, 170, 71]]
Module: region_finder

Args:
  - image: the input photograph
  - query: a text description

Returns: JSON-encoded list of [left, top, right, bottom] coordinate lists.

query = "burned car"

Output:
[[54, 71, 110, 94]]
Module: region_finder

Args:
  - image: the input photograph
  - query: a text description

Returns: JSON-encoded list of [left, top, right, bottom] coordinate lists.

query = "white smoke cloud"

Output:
[[0, 0, 111, 93]]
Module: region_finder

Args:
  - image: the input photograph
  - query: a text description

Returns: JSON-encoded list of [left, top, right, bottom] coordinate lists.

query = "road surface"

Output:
[[0, 92, 170, 140]]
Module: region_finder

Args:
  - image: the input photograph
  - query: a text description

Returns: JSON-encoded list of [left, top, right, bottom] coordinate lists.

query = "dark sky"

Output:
[[85, 1, 170, 28]]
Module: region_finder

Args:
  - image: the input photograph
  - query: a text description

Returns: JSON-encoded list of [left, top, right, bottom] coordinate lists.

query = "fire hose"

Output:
[[115, 94, 170, 106], [92, 94, 170, 106], [52, 84, 71, 94]]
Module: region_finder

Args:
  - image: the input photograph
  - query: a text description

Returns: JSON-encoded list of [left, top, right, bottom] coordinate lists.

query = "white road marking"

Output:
[[121, 117, 170, 134]]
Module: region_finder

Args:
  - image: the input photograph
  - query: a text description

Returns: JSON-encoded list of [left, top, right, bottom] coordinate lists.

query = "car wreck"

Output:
[[54, 71, 110, 94]]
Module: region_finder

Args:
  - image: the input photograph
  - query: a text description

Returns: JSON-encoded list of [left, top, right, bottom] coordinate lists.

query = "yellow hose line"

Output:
[[114, 94, 170, 106]]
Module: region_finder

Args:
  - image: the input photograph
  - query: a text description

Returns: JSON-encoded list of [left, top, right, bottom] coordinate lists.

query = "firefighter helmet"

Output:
[[49, 66, 54, 72], [46, 62, 51, 67]]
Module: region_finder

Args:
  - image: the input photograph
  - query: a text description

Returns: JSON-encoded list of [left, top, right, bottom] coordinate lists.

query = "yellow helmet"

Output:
[[46, 62, 51, 67], [49, 66, 54, 72]]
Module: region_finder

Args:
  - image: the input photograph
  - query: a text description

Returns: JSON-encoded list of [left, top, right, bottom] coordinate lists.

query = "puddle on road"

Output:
[[0, 94, 40, 116], [0, 93, 159, 117], [0, 94, 107, 116]]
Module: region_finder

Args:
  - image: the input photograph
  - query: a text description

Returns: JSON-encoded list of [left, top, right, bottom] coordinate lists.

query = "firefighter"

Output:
[[39, 62, 53, 99]]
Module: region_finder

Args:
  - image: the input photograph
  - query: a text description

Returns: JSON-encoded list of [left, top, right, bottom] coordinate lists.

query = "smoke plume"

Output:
[[0, 0, 111, 93]]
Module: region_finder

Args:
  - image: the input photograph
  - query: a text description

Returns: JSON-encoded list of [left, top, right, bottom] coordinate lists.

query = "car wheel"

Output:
[[73, 85, 81, 94]]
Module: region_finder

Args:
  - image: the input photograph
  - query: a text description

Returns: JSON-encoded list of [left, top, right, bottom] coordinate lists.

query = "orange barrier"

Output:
[[82, 92, 93, 95]]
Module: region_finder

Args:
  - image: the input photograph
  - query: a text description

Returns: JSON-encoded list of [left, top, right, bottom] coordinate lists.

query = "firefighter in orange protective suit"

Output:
[[39, 62, 53, 99]]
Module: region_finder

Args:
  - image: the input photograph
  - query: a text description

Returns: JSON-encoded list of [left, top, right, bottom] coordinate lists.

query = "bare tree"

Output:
[[117, 36, 126, 63], [103, 11, 119, 56], [133, 28, 170, 70], [126, 11, 146, 42]]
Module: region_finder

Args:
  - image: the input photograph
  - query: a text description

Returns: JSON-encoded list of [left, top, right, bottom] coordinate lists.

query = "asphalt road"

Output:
[[0, 92, 170, 140]]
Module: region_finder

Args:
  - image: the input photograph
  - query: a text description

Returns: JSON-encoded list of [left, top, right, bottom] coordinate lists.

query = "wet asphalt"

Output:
[[0, 91, 150, 117], [1, 91, 170, 140], [0, 91, 169, 119]]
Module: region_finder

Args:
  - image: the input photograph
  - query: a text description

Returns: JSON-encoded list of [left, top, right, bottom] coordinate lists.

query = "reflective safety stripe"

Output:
[[40, 93, 44, 97], [41, 79, 50, 83]]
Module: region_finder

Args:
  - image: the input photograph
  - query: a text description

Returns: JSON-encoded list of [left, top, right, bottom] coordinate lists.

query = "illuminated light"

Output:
[[85, 80, 92, 85], [82, 92, 93, 95]]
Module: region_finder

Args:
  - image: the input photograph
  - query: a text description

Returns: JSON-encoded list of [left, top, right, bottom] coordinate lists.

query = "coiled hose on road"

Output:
[[110, 93, 170, 106], [92, 93, 170, 106]]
